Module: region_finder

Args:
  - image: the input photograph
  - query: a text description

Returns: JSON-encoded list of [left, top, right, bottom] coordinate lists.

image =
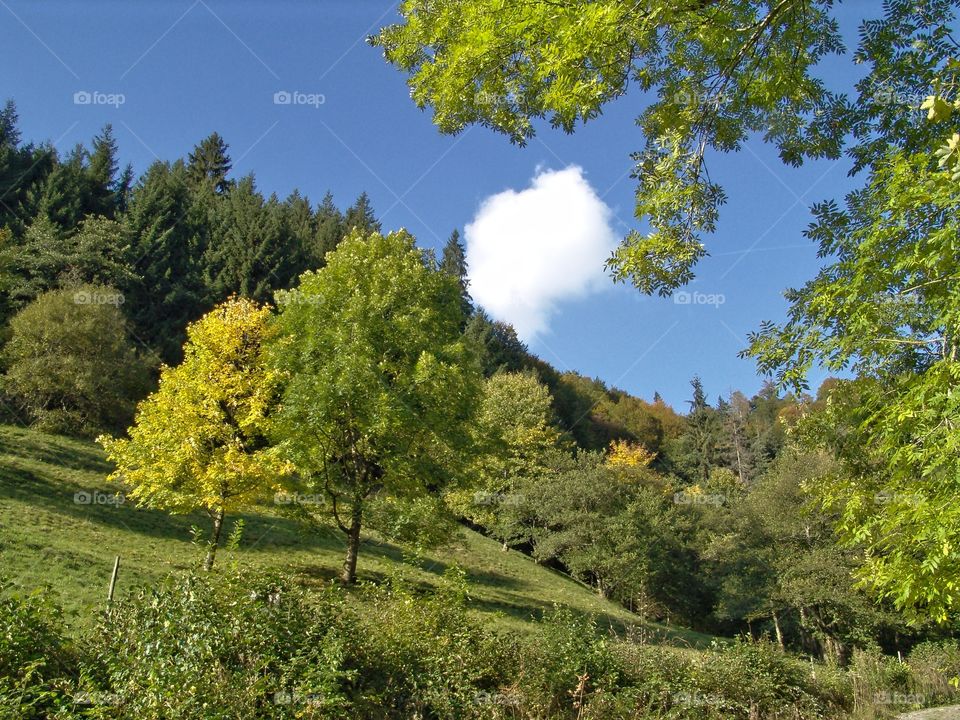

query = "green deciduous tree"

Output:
[[2, 286, 152, 436], [271, 229, 480, 583], [744, 8, 960, 621], [449, 371, 564, 546]]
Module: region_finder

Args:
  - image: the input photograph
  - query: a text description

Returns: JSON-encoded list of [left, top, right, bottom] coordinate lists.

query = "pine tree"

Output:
[[311, 190, 345, 265], [87, 125, 119, 217], [187, 132, 232, 194], [124, 160, 207, 362], [0, 101, 55, 235], [682, 376, 717, 485], [202, 175, 300, 304], [281, 189, 315, 278], [440, 228, 472, 320], [114, 163, 134, 214], [0, 99, 21, 148], [30, 145, 87, 230], [344, 191, 381, 235]]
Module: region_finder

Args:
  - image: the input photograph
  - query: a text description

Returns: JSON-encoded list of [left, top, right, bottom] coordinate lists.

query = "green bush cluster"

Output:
[[2, 570, 957, 719], [847, 643, 960, 719], [0, 580, 77, 719]]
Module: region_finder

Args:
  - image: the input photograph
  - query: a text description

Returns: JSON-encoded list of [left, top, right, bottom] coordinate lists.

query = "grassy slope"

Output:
[[0, 424, 714, 647]]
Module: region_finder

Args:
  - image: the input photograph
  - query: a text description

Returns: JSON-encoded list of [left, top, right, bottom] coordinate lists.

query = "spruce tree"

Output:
[[440, 228, 472, 320], [311, 190, 345, 265], [0, 101, 55, 234], [187, 132, 233, 194], [124, 160, 207, 362], [202, 175, 300, 304], [343, 191, 381, 235], [87, 125, 119, 217]]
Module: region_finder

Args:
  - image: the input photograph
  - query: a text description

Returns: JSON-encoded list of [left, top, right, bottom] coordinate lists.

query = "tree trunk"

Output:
[[204, 507, 225, 571], [341, 505, 363, 584], [772, 611, 785, 650]]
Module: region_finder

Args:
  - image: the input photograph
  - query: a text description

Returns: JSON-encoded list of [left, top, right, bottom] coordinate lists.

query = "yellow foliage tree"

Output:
[[605, 439, 657, 468], [99, 297, 290, 570]]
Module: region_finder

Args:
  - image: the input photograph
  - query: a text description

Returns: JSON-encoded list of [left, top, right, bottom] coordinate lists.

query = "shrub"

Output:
[[0, 580, 77, 719], [907, 640, 960, 707], [347, 566, 511, 718], [517, 606, 623, 717], [1, 286, 153, 437], [82, 570, 353, 719]]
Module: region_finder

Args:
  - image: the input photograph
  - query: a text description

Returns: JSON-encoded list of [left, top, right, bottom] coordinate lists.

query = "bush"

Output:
[[1, 285, 154, 437], [83, 570, 353, 719], [518, 606, 622, 717], [347, 567, 510, 718], [0, 580, 77, 719], [587, 638, 851, 720], [907, 640, 960, 707], [0, 568, 913, 719]]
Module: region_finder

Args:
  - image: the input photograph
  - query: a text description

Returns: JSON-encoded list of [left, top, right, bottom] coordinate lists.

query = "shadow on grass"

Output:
[[0, 426, 111, 474]]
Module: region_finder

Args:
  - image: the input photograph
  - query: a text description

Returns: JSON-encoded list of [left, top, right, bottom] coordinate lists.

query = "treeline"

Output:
[[0, 100, 379, 364]]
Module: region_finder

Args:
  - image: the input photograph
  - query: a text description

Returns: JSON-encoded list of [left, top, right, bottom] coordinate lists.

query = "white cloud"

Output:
[[465, 166, 618, 341]]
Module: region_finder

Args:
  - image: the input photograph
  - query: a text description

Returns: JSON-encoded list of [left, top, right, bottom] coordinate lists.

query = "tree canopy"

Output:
[[271, 228, 482, 583]]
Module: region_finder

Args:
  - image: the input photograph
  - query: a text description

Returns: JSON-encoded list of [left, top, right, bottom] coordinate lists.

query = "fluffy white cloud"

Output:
[[465, 166, 618, 341]]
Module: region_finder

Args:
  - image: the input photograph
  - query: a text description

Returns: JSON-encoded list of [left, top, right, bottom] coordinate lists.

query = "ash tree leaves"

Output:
[[374, 0, 846, 294], [270, 229, 482, 583], [100, 297, 289, 571], [743, 2, 960, 622]]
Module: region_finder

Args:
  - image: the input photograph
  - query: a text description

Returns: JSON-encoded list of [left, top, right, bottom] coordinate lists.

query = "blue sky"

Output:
[[0, 0, 880, 409]]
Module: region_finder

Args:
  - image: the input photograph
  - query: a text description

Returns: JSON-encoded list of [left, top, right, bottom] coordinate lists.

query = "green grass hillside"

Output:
[[0, 424, 713, 646]]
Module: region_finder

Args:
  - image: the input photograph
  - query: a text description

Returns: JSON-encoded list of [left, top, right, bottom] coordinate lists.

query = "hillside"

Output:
[[0, 424, 712, 646]]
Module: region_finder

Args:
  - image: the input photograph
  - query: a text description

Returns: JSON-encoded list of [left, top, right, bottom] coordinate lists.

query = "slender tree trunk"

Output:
[[204, 507, 225, 571], [772, 611, 785, 650], [341, 504, 363, 584]]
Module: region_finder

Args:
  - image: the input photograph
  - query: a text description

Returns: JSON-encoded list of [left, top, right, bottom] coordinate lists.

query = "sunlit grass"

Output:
[[0, 424, 715, 647]]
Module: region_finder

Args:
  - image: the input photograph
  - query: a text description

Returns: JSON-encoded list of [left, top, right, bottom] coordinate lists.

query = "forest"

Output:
[[2, 0, 960, 718]]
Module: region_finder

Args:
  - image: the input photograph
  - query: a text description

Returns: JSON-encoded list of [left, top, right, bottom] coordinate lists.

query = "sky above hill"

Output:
[[1, 0, 881, 409]]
